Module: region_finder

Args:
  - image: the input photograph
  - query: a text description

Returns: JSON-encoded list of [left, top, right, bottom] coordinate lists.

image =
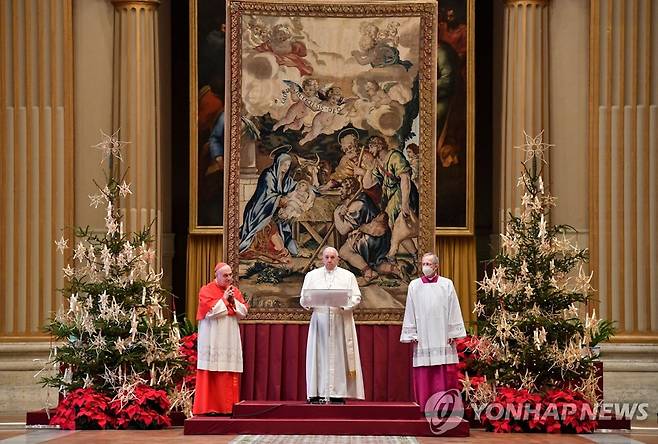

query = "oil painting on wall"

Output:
[[190, 0, 227, 232], [435, 0, 474, 234], [224, 0, 437, 322]]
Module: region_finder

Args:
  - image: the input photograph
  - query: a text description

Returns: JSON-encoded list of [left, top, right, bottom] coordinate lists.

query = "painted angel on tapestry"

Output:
[[362, 80, 395, 109], [244, 17, 271, 47], [272, 78, 321, 132], [351, 79, 409, 137], [254, 23, 314, 76], [351, 22, 412, 71], [298, 86, 357, 146]]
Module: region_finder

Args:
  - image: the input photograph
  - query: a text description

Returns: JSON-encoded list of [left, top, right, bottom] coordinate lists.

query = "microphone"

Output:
[[226, 285, 235, 303]]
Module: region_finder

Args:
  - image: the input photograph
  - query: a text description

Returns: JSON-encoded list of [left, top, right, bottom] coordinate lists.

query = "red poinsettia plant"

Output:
[[455, 335, 490, 423], [109, 384, 172, 429], [479, 387, 598, 433], [50, 388, 113, 430], [179, 332, 198, 389], [542, 388, 598, 433], [455, 335, 482, 384], [480, 387, 543, 433], [453, 334, 597, 434], [50, 385, 174, 430]]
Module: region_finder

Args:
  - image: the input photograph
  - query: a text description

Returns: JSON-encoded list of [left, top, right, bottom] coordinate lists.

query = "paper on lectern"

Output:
[[302, 289, 351, 307]]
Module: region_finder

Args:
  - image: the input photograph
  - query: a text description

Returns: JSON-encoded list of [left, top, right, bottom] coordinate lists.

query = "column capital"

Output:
[[110, 0, 160, 11], [504, 0, 549, 6]]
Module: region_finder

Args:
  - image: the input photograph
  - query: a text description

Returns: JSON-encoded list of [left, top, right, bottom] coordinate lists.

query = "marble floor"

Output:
[[1, 412, 657, 444], [0, 429, 658, 444]]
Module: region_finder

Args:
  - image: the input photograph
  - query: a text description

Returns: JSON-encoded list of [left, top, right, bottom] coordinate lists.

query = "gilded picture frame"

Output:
[[224, 0, 437, 323], [435, 0, 474, 235]]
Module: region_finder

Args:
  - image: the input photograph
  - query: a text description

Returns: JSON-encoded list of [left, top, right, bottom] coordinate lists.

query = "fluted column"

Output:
[[0, 0, 74, 338], [497, 0, 550, 228], [110, 0, 162, 267], [589, 0, 657, 340]]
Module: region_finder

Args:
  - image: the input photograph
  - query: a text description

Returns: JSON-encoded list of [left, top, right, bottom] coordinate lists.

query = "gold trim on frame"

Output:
[[224, 0, 437, 323], [238, 308, 405, 325], [435, 0, 475, 236]]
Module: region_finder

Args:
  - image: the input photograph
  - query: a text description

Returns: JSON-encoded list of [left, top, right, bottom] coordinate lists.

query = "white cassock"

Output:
[[400, 276, 466, 367], [300, 266, 365, 400], [197, 297, 249, 372]]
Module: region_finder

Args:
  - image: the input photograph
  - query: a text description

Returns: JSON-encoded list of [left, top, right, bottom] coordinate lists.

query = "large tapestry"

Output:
[[224, 0, 437, 323]]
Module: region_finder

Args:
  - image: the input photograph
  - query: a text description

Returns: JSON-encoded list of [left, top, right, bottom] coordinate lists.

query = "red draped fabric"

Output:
[[239, 324, 414, 402]]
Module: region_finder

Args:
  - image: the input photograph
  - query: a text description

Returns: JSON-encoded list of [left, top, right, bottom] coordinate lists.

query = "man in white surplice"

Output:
[[400, 252, 466, 411], [300, 247, 365, 404]]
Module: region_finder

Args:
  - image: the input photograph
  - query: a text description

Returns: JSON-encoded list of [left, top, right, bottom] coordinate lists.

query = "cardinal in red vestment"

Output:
[[193, 262, 249, 415]]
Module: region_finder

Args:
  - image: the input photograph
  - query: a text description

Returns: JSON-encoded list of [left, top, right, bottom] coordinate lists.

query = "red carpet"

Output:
[[232, 401, 420, 420], [184, 400, 470, 437]]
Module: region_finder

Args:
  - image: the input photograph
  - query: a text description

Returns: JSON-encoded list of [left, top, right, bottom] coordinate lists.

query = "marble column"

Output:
[[589, 0, 657, 339], [496, 0, 550, 229], [110, 0, 162, 267], [0, 0, 73, 338]]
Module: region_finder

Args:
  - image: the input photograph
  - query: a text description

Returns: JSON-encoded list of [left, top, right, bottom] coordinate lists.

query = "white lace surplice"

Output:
[[400, 276, 466, 367], [197, 298, 248, 373]]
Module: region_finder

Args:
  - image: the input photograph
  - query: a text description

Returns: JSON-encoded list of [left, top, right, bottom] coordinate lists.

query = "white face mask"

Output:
[[422, 265, 436, 277]]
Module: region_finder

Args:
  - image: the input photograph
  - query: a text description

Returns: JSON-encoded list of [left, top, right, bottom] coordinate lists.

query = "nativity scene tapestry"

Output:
[[224, 0, 437, 323]]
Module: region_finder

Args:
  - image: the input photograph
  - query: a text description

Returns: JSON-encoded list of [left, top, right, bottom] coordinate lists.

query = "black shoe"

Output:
[[308, 397, 322, 404], [329, 397, 345, 404]]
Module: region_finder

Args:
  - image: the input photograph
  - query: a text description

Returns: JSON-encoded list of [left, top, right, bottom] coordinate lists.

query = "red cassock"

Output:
[[193, 280, 248, 415]]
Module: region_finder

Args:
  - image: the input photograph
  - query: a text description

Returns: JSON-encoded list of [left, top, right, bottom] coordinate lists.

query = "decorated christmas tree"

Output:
[[465, 132, 610, 432], [40, 131, 193, 429]]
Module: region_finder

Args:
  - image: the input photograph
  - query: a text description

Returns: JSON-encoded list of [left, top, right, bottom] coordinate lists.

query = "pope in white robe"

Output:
[[300, 247, 365, 403], [400, 252, 466, 412]]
